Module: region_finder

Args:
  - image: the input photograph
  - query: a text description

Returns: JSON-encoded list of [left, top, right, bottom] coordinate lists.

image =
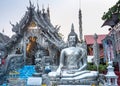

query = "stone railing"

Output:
[[0, 54, 24, 84]]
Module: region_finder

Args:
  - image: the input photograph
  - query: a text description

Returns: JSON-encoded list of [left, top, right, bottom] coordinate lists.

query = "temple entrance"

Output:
[[26, 36, 37, 65]]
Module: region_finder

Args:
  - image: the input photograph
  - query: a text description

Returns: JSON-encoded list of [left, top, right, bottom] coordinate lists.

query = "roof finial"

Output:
[[10, 21, 15, 27], [42, 4, 45, 14], [37, 0, 39, 11], [47, 4, 50, 18], [28, 0, 35, 10], [29, 0, 32, 7]]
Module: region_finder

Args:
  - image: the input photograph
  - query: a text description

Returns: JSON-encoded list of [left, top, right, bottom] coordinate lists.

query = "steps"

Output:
[[8, 65, 36, 79], [2, 65, 36, 86], [17, 65, 36, 79]]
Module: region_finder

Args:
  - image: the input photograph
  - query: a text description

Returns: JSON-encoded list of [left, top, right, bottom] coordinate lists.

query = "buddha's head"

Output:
[[68, 24, 78, 47]]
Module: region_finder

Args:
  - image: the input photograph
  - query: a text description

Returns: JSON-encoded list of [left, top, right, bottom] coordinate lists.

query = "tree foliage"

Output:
[[87, 63, 108, 73], [102, 0, 120, 20]]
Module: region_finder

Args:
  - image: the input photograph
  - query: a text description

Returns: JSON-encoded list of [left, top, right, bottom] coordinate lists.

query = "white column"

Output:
[[115, 78, 118, 85], [108, 78, 111, 85], [23, 32, 28, 64], [24, 41, 26, 63]]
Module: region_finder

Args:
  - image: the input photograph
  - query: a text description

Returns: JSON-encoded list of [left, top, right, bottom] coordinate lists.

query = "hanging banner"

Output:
[[105, 40, 114, 62], [102, 35, 116, 63]]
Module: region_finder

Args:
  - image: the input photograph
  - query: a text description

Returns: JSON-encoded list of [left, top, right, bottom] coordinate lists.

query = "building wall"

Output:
[[85, 35, 105, 58], [85, 35, 105, 64], [110, 23, 120, 56], [87, 44, 104, 57]]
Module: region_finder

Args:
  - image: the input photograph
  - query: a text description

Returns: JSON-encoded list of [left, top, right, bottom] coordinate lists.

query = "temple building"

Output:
[[3, 2, 65, 65], [84, 34, 106, 63], [102, 0, 120, 71], [0, 1, 106, 86], [0, 1, 67, 84]]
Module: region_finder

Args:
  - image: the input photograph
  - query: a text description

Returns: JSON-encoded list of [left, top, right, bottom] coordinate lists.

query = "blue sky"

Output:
[[0, 0, 117, 41]]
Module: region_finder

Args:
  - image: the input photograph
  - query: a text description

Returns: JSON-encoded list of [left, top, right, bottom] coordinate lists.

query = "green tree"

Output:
[[102, 0, 120, 20]]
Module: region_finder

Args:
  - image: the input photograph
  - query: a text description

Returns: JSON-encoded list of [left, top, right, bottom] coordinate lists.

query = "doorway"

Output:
[[26, 36, 37, 65]]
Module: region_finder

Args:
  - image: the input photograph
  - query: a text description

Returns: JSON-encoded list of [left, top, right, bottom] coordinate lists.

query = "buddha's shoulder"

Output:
[[62, 48, 70, 51], [62, 47, 78, 52], [61, 47, 72, 52]]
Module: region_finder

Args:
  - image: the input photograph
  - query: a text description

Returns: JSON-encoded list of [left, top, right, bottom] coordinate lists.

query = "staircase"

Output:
[[2, 65, 36, 86], [17, 65, 36, 79]]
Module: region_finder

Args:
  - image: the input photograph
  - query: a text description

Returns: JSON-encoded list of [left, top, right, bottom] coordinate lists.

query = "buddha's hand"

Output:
[[56, 71, 61, 77], [56, 69, 62, 78]]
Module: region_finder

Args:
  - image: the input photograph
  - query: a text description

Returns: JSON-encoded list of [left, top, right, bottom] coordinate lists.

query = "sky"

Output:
[[0, 0, 117, 41]]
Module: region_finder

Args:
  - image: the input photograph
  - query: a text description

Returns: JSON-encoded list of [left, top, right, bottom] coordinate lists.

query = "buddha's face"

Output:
[[68, 35, 76, 47]]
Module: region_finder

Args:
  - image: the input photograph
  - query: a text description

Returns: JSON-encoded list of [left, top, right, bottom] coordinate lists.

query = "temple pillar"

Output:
[[108, 78, 111, 85], [23, 32, 29, 64], [23, 34, 26, 63]]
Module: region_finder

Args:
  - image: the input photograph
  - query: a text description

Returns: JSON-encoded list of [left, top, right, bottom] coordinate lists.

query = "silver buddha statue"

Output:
[[48, 24, 98, 82]]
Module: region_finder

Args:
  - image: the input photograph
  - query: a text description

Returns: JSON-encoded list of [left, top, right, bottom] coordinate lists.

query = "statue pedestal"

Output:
[[27, 77, 42, 86], [49, 71, 98, 85], [50, 78, 98, 86]]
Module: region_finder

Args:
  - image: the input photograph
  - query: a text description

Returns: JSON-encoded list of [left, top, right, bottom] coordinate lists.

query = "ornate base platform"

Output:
[[51, 79, 98, 86]]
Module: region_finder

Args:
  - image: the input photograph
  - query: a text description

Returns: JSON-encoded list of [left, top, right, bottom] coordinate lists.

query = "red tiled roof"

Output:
[[84, 34, 106, 45]]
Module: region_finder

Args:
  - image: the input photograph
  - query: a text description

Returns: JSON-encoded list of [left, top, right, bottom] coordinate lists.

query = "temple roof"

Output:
[[84, 34, 106, 45], [11, 1, 55, 35], [102, 13, 119, 27], [0, 33, 10, 51], [101, 0, 120, 28], [0, 33, 10, 43], [4, 1, 64, 51]]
